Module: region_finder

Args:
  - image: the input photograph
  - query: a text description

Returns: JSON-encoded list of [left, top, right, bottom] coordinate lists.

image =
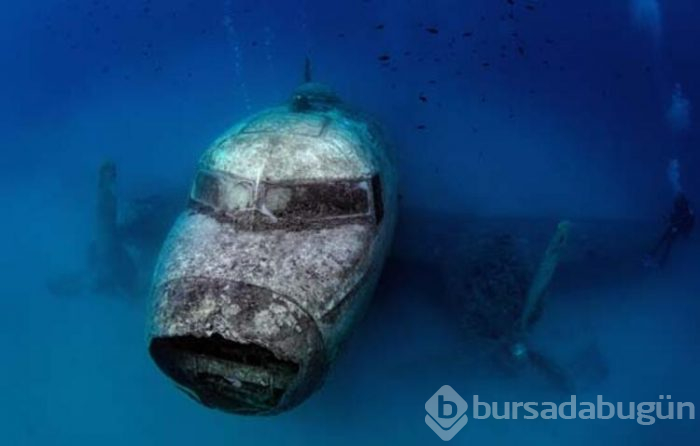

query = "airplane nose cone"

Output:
[[148, 278, 327, 415]]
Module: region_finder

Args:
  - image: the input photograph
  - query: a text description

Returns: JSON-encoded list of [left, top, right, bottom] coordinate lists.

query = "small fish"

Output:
[[517, 46, 525, 56], [419, 94, 428, 103], [425, 27, 439, 34], [416, 124, 426, 130], [462, 31, 473, 37], [378, 54, 391, 62], [525, 4, 535, 11], [482, 62, 491, 68], [375, 24, 385, 30]]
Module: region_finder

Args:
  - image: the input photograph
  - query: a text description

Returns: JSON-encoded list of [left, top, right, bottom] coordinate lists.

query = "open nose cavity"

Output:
[[148, 278, 327, 415]]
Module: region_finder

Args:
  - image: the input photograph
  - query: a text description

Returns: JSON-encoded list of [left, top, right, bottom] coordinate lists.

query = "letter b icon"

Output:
[[439, 395, 457, 418]]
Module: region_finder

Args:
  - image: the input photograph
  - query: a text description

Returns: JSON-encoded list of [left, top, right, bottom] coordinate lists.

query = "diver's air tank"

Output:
[[147, 79, 397, 415]]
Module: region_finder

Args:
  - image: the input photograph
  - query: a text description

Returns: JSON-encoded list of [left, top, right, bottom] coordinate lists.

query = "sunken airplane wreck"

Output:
[[147, 72, 398, 414], [88, 69, 659, 415]]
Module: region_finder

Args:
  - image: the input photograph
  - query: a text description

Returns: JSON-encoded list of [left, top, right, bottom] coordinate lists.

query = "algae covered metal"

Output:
[[147, 80, 397, 415]]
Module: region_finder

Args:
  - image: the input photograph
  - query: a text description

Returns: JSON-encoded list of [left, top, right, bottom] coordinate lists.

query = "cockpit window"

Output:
[[191, 171, 254, 213], [192, 171, 220, 208], [190, 169, 382, 229], [264, 181, 369, 221]]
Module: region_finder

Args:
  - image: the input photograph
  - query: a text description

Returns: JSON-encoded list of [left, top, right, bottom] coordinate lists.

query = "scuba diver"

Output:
[[647, 193, 695, 268]]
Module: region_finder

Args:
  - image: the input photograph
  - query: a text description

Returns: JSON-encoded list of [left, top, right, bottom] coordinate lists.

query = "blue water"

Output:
[[1, 0, 699, 444]]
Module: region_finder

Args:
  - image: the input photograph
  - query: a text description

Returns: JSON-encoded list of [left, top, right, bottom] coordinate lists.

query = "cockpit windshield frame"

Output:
[[189, 169, 384, 230]]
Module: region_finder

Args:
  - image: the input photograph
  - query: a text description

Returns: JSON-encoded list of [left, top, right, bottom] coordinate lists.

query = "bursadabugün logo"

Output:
[[425, 386, 695, 441]]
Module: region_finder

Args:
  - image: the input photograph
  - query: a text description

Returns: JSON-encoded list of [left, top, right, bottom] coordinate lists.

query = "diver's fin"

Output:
[[303, 56, 312, 83], [519, 220, 571, 332]]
